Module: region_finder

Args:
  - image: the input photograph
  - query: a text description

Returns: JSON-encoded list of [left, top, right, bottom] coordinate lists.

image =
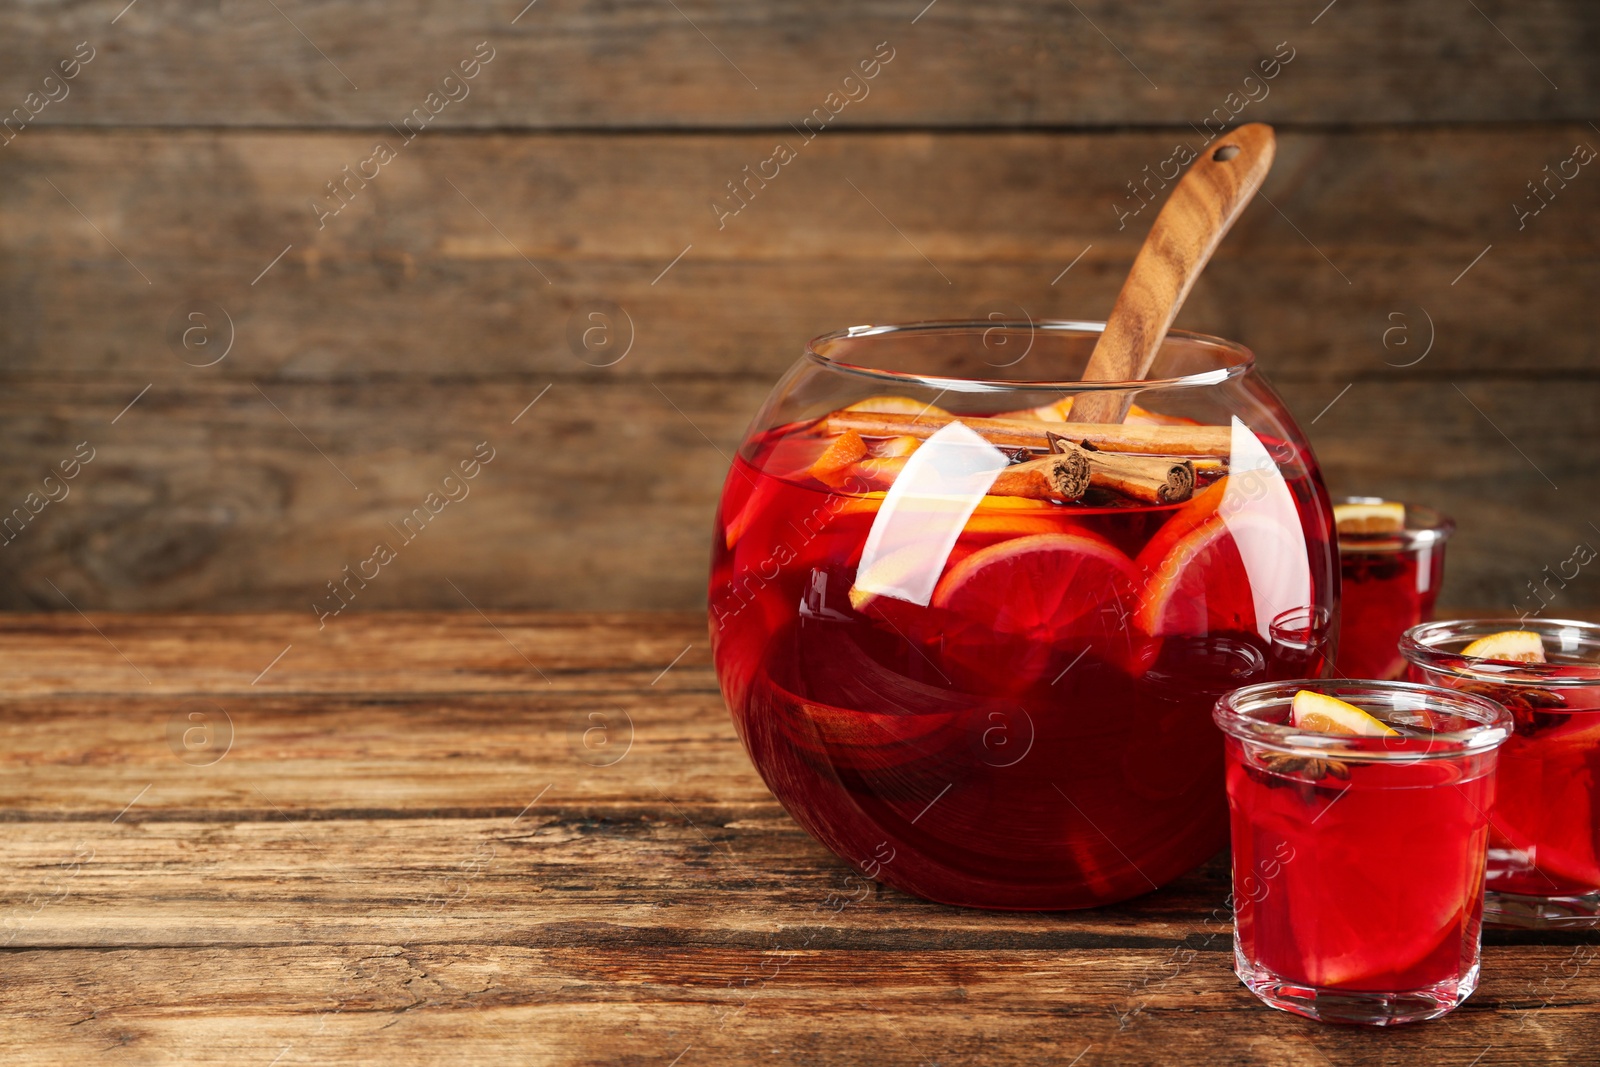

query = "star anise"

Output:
[[1258, 751, 1350, 781], [1248, 751, 1350, 809], [1458, 682, 1568, 736], [1246, 751, 1351, 808]]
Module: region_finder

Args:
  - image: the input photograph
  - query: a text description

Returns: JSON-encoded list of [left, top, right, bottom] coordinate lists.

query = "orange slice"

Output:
[[1334, 501, 1406, 536], [1461, 630, 1546, 663], [961, 513, 1065, 539], [991, 400, 1196, 425], [930, 531, 1150, 685], [721, 491, 763, 550], [972, 494, 1060, 513], [1132, 477, 1231, 573], [843, 395, 949, 417], [874, 435, 922, 458], [1285, 882, 1468, 990], [1290, 689, 1398, 736], [994, 397, 1074, 422], [753, 643, 970, 771], [1135, 503, 1304, 639], [808, 430, 868, 480], [835, 491, 887, 517], [850, 544, 938, 613], [839, 454, 906, 491], [1125, 404, 1201, 427], [931, 532, 1137, 636]]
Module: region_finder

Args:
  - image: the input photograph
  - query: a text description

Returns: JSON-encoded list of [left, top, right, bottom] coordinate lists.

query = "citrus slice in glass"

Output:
[[1131, 476, 1231, 577], [1134, 508, 1303, 639], [994, 397, 1075, 421], [809, 430, 868, 481], [1125, 404, 1202, 427], [992, 399, 1196, 425], [875, 435, 922, 458], [931, 531, 1138, 636], [843, 395, 949, 417], [1290, 690, 1399, 737], [929, 532, 1146, 686], [1333, 500, 1405, 535], [1461, 630, 1546, 663], [1246, 757, 1479, 991], [1288, 890, 1469, 991]]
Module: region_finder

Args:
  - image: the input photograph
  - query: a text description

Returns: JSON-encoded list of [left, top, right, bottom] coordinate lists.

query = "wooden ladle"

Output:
[[1070, 123, 1277, 425]]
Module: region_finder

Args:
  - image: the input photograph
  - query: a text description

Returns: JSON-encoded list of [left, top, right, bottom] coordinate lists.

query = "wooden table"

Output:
[[2, 613, 1596, 1065]]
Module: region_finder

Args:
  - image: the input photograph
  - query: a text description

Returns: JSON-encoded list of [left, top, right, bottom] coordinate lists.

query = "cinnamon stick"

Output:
[[1049, 434, 1194, 504], [838, 451, 1088, 501], [821, 409, 1232, 458], [988, 451, 1090, 502]]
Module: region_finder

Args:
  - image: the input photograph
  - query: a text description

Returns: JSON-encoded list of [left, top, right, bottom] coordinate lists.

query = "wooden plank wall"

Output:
[[0, 1, 1596, 614]]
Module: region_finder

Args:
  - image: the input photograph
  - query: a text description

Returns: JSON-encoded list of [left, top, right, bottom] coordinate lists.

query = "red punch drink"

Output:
[[710, 322, 1338, 910], [1333, 499, 1452, 680], [1403, 620, 1600, 927], [1215, 681, 1511, 1025]]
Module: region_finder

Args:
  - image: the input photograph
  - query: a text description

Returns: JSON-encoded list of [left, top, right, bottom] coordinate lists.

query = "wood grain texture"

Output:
[[3, 127, 1597, 381], [0, 375, 1591, 613], [0, 0, 1594, 128], [0, 124, 1596, 610], [2, 0, 1597, 621], [1, 612, 1598, 1066]]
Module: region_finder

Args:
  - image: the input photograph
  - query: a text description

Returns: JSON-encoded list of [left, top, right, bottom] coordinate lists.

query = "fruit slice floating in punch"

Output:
[[842, 395, 950, 417], [809, 429, 868, 482], [931, 532, 1145, 684], [1290, 690, 1399, 737], [1333, 501, 1406, 536], [875, 435, 922, 458], [932, 532, 1137, 637], [1135, 508, 1305, 640], [1461, 630, 1546, 664]]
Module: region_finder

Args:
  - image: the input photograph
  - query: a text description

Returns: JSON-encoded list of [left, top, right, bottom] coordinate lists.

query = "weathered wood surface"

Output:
[[0, 1, 1593, 127], [0, 125, 1596, 612], [3, 128, 1597, 380], [1, 612, 1598, 1066], [0, 375, 1590, 614]]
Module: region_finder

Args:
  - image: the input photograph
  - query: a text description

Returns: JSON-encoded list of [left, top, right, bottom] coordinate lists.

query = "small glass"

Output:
[[1334, 498, 1453, 680], [1402, 618, 1600, 928], [1214, 679, 1511, 1025]]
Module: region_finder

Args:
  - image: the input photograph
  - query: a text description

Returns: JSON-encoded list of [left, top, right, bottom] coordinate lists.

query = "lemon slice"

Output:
[[843, 396, 949, 417], [1333, 501, 1405, 535], [1291, 690, 1399, 736], [1461, 630, 1546, 663]]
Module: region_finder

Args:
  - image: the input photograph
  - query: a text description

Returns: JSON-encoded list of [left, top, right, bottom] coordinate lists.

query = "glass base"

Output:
[[1485, 887, 1600, 929], [1235, 946, 1477, 1025]]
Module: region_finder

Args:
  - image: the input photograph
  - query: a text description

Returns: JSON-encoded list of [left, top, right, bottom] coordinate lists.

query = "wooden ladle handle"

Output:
[[1071, 123, 1276, 425]]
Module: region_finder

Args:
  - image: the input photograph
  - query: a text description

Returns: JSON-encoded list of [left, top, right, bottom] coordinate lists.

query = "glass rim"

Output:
[[804, 319, 1255, 393], [1334, 496, 1455, 551], [1401, 618, 1600, 688], [1212, 678, 1513, 760]]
